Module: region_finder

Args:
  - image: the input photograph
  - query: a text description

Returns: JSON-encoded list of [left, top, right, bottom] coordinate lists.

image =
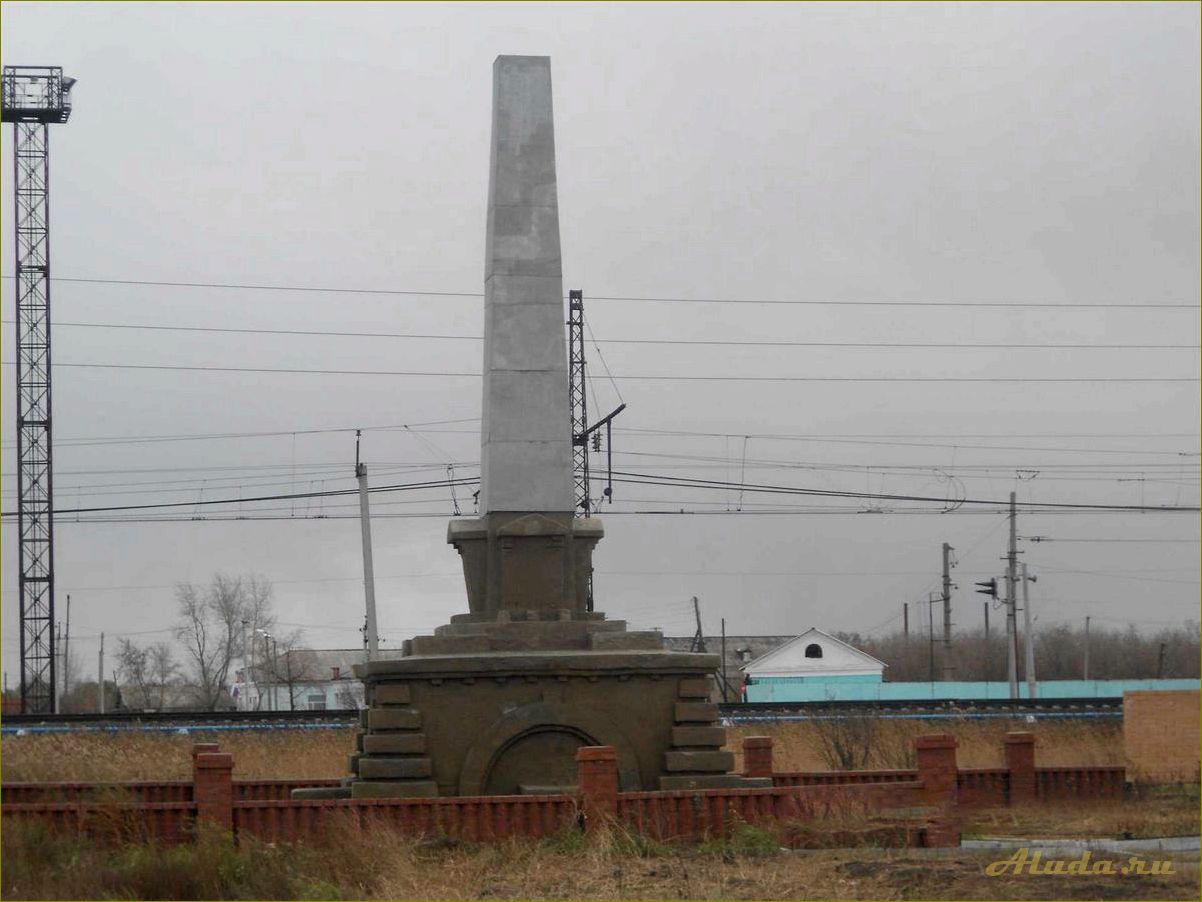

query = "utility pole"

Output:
[[689, 597, 707, 653], [1005, 491, 1019, 699], [927, 593, 936, 682], [97, 632, 105, 714], [355, 431, 379, 662], [259, 632, 273, 711], [941, 543, 954, 681], [250, 628, 261, 710], [1083, 616, 1091, 680], [240, 619, 250, 711], [54, 623, 62, 711], [1022, 564, 1036, 699], [62, 594, 71, 700], [984, 602, 989, 639], [720, 618, 729, 703], [1157, 642, 1167, 679], [903, 602, 909, 639]]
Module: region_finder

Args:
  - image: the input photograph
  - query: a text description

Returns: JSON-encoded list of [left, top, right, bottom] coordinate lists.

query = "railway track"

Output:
[[1, 696, 1123, 733], [719, 697, 1123, 722]]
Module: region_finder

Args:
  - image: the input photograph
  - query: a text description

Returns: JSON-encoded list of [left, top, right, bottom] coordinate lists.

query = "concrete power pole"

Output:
[[689, 597, 707, 653], [903, 602, 909, 639], [240, 620, 250, 711], [62, 594, 71, 700], [720, 617, 729, 703], [1005, 491, 1019, 700], [1083, 615, 1091, 680], [1022, 564, 1036, 699], [355, 431, 380, 662], [97, 632, 105, 714], [941, 543, 954, 681]]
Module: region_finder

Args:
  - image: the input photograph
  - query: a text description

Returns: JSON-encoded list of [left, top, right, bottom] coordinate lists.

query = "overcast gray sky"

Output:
[[2, 1, 1199, 682]]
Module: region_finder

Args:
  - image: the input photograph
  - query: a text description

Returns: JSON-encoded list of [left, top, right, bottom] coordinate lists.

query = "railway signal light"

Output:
[[975, 578, 998, 600]]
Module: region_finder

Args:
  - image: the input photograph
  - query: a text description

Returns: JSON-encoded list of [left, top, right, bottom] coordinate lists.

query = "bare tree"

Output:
[[260, 631, 318, 711], [808, 716, 876, 770], [60, 680, 121, 714], [57, 644, 82, 709], [118, 639, 183, 711], [148, 643, 181, 710], [836, 621, 1200, 682], [176, 573, 276, 710], [116, 639, 152, 710]]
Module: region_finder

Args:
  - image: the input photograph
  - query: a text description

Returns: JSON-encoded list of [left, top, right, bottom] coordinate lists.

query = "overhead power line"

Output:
[[2, 470, 1197, 519], [607, 471, 1202, 512], [3, 421, 1197, 453], [0, 476, 477, 518], [15, 510, 1201, 524], [10, 360, 1197, 383], [4, 318, 1198, 349], [0, 418, 478, 449], [30, 275, 1198, 308]]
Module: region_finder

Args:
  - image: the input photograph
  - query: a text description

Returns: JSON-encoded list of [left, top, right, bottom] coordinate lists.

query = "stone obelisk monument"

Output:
[[338, 56, 767, 799]]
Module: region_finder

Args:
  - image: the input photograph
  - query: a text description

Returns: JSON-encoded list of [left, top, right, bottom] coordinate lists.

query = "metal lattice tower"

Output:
[[568, 290, 591, 516], [2, 66, 74, 713]]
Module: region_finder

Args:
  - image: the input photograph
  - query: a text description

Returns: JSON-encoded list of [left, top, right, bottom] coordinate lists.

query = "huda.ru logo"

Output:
[[985, 848, 1177, 877]]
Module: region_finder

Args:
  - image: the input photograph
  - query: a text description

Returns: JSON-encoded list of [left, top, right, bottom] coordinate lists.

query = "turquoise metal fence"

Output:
[[743, 677, 1200, 703]]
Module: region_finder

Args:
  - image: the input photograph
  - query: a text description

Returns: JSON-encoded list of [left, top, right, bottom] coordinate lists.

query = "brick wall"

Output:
[[1124, 689, 1201, 783], [2, 732, 1133, 849]]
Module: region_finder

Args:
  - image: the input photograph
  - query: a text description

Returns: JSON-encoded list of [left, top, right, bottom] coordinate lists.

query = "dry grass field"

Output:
[[962, 792, 1200, 840], [0, 716, 1123, 783], [2, 818, 1197, 901], [727, 717, 1124, 772], [2, 718, 1195, 901], [0, 728, 353, 782]]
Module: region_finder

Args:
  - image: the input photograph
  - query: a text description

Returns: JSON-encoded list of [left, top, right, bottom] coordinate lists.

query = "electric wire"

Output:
[[9, 360, 1196, 382], [4, 317, 1198, 349], [33, 275, 1199, 308]]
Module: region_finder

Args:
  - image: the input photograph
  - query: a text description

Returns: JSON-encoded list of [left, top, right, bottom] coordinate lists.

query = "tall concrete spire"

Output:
[[479, 55, 573, 514]]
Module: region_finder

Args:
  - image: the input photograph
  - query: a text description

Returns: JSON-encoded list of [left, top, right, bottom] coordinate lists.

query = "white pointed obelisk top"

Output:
[[478, 56, 574, 514]]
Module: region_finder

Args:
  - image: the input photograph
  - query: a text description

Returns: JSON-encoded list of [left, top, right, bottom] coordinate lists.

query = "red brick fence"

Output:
[[2, 732, 1122, 848], [762, 732, 1125, 807]]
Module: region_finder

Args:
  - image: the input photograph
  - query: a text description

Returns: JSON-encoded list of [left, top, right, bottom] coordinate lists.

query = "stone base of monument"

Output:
[[324, 615, 770, 799]]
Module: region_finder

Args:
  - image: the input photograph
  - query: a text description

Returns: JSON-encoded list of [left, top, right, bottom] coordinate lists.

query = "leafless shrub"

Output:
[[807, 716, 876, 770]]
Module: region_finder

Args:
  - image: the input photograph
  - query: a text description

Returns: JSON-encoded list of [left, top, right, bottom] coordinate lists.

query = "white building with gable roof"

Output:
[[740, 628, 886, 702]]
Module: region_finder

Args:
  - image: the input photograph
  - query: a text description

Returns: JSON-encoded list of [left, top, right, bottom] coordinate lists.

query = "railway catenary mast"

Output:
[[567, 289, 625, 612], [2, 66, 75, 713]]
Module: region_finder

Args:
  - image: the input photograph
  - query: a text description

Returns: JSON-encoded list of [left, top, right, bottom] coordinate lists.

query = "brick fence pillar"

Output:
[[576, 745, 619, 831], [191, 742, 220, 774], [915, 734, 958, 809], [193, 751, 234, 832], [1003, 731, 1037, 805], [916, 734, 960, 848], [742, 736, 774, 779]]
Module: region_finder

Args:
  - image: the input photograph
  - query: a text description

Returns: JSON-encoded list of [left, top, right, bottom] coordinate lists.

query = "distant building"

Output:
[[664, 635, 795, 701], [738, 628, 886, 701], [237, 648, 405, 711]]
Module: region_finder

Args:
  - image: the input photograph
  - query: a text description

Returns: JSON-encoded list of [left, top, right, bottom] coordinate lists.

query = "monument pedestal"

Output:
[[446, 512, 602, 618], [336, 509, 767, 798], [347, 640, 769, 798]]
